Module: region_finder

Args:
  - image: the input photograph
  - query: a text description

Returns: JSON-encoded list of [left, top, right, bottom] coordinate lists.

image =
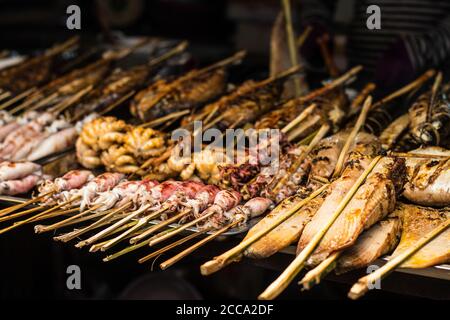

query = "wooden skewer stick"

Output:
[[138, 230, 207, 264], [350, 83, 376, 113], [32, 207, 79, 222], [348, 218, 450, 300], [149, 210, 218, 247], [371, 69, 435, 110], [103, 239, 152, 262], [0, 91, 12, 102], [200, 184, 328, 276], [34, 204, 103, 233], [299, 251, 341, 290], [138, 110, 190, 128], [297, 26, 313, 48], [89, 221, 139, 252], [99, 90, 135, 116], [48, 209, 115, 231], [0, 206, 42, 223], [160, 219, 242, 270], [273, 123, 330, 194], [147, 41, 189, 68], [297, 66, 363, 103], [388, 151, 450, 160], [75, 204, 155, 248], [0, 196, 80, 236], [53, 202, 133, 242], [51, 85, 93, 115], [282, 0, 302, 97], [11, 92, 51, 115], [427, 71, 443, 122], [281, 103, 316, 134], [258, 156, 382, 300], [0, 87, 36, 111], [332, 95, 372, 179], [130, 208, 191, 244], [0, 191, 54, 217]]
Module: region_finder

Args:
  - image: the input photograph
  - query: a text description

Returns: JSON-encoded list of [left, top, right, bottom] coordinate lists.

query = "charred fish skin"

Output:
[[132, 67, 227, 122], [390, 203, 450, 268], [403, 147, 450, 207], [335, 217, 402, 274]]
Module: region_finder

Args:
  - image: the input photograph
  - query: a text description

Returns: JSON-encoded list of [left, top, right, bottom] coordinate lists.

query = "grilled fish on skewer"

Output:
[[244, 190, 325, 259], [403, 147, 450, 207], [390, 203, 449, 268], [302, 157, 406, 266], [296, 140, 381, 262], [336, 217, 402, 274], [131, 51, 245, 121]]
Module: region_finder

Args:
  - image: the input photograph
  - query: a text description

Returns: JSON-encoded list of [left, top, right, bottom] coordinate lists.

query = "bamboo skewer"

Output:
[[54, 202, 133, 242], [34, 204, 103, 233], [388, 152, 450, 160], [138, 110, 190, 128], [0, 206, 42, 223], [297, 66, 362, 102], [273, 123, 330, 194], [299, 251, 341, 290], [371, 69, 435, 110], [200, 184, 329, 276], [50, 85, 93, 115], [89, 221, 139, 253], [0, 87, 36, 111], [348, 218, 450, 300], [297, 26, 312, 48], [0, 191, 55, 217], [160, 219, 242, 270], [281, 103, 316, 134], [149, 210, 218, 247], [427, 71, 443, 122], [138, 230, 207, 264], [0, 91, 12, 102], [258, 155, 382, 300], [75, 204, 156, 248], [15, 92, 58, 115], [97, 90, 136, 116], [0, 196, 80, 235], [282, 0, 302, 97], [103, 239, 151, 262], [332, 95, 372, 178], [130, 208, 191, 244]]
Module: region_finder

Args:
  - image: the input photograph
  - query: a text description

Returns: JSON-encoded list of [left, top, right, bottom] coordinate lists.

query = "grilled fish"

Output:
[[336, 217, 402, 274], [390, 203, 450, 268], [302, 157, 406, 266]]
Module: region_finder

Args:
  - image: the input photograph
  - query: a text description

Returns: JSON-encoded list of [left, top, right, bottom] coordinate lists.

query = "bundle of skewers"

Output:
[[0, 27, 449, 301]]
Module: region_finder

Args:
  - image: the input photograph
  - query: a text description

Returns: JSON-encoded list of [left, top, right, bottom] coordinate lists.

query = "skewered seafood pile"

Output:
[[0, 161, 44, 195], [0, 35, 449, 301]]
